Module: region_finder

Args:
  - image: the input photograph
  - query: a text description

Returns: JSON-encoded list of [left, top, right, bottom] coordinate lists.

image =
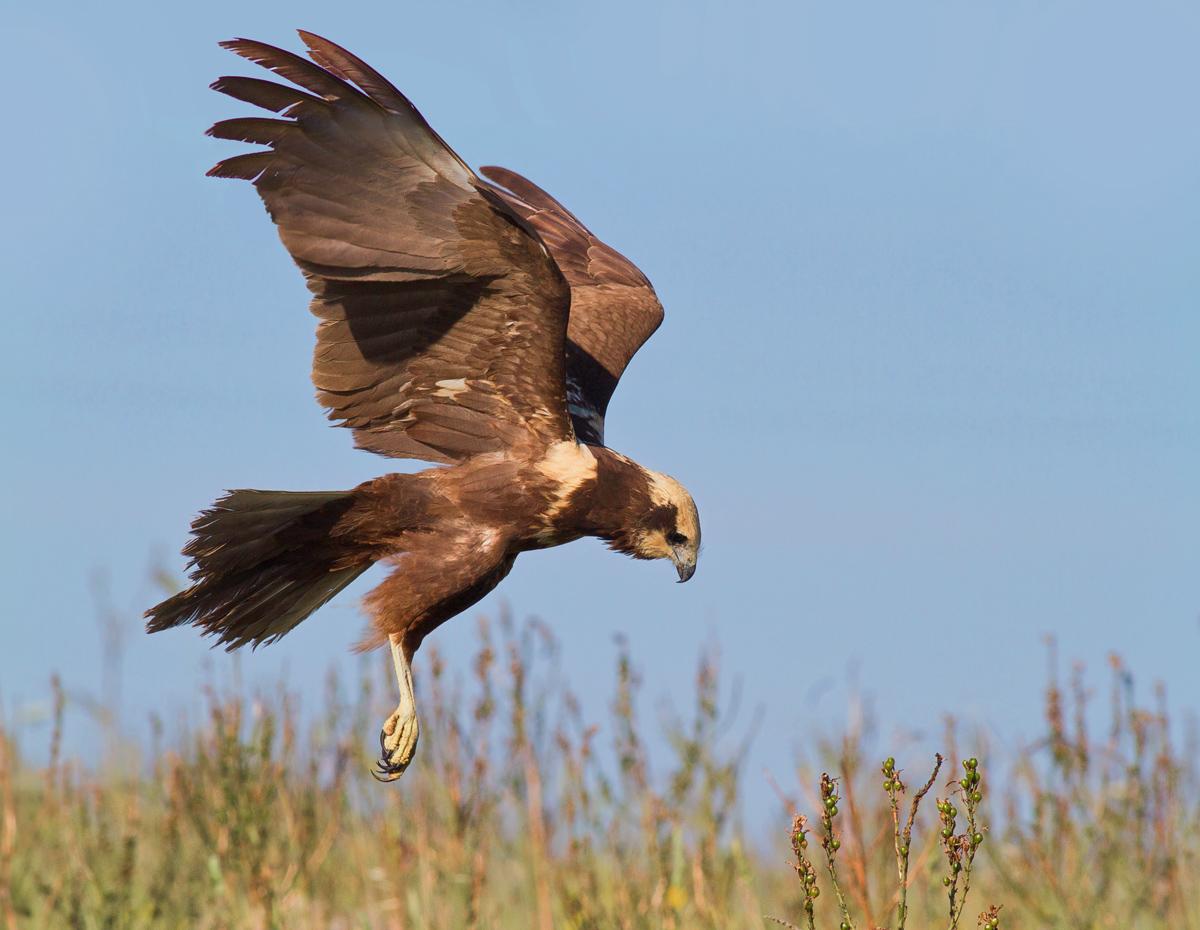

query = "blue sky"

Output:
[[3, 0, 1198, 826]]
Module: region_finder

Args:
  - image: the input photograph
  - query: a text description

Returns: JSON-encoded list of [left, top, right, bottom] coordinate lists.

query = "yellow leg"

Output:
[[374, 633, 420, 781]]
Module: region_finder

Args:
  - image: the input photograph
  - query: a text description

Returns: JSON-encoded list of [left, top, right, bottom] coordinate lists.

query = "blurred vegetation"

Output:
[[1, 611, 1196, 929]]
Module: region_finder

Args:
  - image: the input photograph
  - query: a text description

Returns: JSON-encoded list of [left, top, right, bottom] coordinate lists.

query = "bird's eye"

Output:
[[667, 531, 688, 546]]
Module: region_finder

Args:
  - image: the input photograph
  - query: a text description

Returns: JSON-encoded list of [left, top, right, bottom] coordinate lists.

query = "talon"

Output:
[[372, 756, 405, 782], [370, 633, 420, 783], [372, 721, 417, 782], [374, 720, 418, 780], [371, 729, 403, 782]]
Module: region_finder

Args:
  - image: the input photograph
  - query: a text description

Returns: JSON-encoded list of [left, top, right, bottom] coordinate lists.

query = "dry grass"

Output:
[[1, 613, 1196, 929]]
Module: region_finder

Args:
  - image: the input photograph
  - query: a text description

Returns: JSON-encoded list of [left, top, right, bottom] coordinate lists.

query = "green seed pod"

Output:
[[943, 877, 952, 887], [972, 791, 982, 803], [941, 827, 952, 838], [830, 805, 839, 817], [968, 758, 978, 769], [900, 845, 908, 856], [973, 833, 983, 845], [841, 922, 851, 930], [831, 839, 841, 851], [811, 886, 820, 898]]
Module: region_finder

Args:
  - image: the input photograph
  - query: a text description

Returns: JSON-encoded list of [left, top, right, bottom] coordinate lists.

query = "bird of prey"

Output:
[[146, 32, 700, 781]]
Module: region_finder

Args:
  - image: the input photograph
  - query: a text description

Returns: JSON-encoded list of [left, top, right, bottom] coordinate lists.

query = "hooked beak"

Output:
[[671, 547, 697, 583]]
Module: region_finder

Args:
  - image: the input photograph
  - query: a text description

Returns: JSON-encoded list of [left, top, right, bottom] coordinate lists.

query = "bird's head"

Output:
[[632, 470, 701, 582]]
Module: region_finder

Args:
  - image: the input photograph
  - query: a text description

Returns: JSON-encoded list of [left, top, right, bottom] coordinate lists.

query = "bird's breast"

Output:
[[527, 441, 601, 544]]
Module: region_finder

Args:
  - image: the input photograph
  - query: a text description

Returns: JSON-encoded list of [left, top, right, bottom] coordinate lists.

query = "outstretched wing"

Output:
[[208, 33, 575, 464], [478, 167, 664, 447]]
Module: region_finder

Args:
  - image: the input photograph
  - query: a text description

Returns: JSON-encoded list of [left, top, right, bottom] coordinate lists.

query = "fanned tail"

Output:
[[145, 489, 374, 650]]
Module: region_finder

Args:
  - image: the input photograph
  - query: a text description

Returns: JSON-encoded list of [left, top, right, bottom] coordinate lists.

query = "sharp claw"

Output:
[[372, 726, 411, 782], [372, 762, 403, 783]]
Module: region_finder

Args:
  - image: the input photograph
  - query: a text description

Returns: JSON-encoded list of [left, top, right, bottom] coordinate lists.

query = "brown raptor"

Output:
[[146, 32, 700, 780]]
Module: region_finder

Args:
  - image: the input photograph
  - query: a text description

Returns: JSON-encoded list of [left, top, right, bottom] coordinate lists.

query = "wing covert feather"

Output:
[[478, 166, 664, 446]]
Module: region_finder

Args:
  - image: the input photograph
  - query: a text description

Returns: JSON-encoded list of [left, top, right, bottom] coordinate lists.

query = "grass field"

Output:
[[2, 613, 1196, 929]]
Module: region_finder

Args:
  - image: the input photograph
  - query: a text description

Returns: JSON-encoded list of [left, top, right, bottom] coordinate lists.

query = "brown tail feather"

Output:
[[145, 489, 374, 650]]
